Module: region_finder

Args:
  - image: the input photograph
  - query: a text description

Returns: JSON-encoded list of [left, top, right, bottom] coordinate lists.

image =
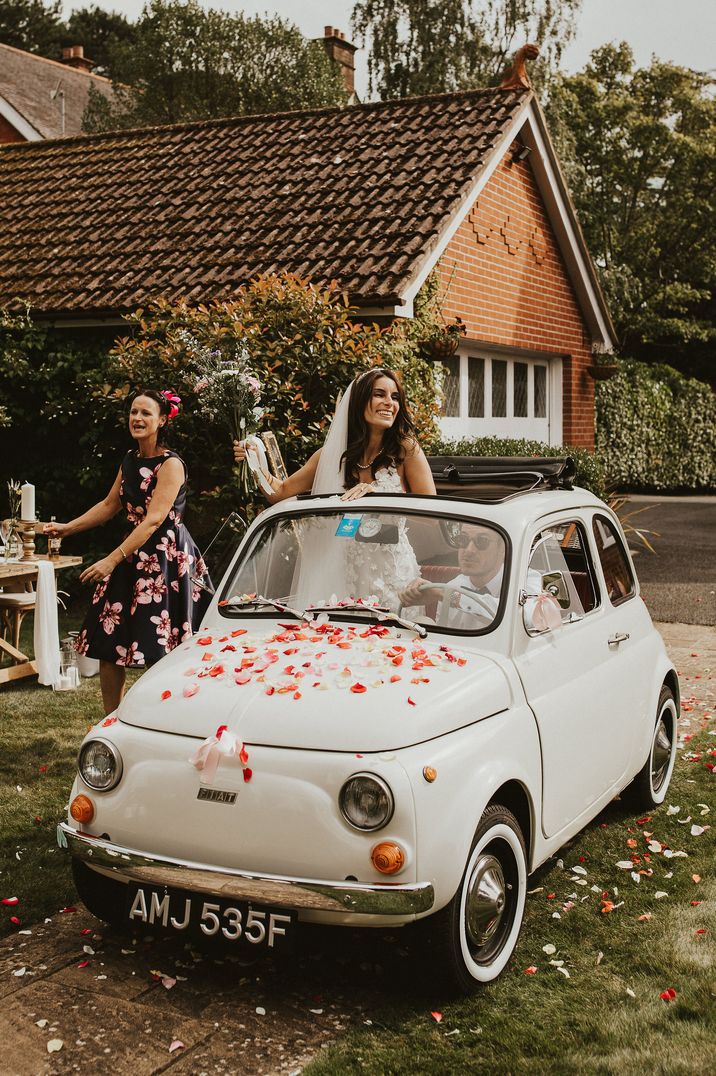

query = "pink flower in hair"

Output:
[[162, 390, 181, 420]]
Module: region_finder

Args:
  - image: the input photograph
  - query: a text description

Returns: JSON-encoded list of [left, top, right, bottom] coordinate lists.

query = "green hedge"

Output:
[[595, 360, 716, 491], [429, 435, 608, 499]]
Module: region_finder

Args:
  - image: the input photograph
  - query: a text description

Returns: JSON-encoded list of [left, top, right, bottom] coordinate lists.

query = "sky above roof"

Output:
[[61, 0, 715, 97]]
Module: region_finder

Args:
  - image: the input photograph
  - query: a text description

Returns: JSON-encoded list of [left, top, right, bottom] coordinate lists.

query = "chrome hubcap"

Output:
[[465, 853, 507, 949], [651, 715, 672, 790]]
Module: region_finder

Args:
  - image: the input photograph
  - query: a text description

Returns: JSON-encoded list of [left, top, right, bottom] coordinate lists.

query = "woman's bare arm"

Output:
[[234, 442, 322, 503], [79, 458, 184, 584], [402, 441, 436, 495]]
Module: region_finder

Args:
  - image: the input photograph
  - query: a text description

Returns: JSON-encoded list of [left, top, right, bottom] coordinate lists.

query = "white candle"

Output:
[[20, 482, 35, 521]]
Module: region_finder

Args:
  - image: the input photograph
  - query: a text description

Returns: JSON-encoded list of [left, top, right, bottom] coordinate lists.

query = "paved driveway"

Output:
[[622, 496, 715, 625]]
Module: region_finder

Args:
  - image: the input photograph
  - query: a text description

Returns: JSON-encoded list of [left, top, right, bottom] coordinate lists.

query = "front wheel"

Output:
[[621, 684, 678, 809], [417, 804, 527, 993]]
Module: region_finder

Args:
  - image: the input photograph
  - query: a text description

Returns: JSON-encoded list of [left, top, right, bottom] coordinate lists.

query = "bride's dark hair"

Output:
[[341, 367, 417, 487]]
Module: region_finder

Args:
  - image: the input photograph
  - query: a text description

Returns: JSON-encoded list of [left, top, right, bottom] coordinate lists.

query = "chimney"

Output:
[[61, 45, 95, 74], [321, 26, 358, 98]]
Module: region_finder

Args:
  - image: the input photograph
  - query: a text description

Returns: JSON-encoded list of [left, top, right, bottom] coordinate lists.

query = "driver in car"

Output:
[[400, 523, 505, 621]]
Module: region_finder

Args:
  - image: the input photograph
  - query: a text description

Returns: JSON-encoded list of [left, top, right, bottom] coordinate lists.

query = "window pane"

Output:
[[492, 359, 506, 417], [534, 366, 547, 418], [514, 362, 528, 417], [592, 516, 635, 605], [440, 356, 460, 416], [467, 357, 484, 417], [527, 521, 599, 620]]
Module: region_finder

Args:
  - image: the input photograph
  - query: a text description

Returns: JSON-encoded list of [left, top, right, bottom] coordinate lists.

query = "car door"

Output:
[[513, 515, 637, 838]]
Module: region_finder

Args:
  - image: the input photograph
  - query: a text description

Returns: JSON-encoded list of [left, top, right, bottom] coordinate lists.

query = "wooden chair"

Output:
[[0, 584, 36, 653]]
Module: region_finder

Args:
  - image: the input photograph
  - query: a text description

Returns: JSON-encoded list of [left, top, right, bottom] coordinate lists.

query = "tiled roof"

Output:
[[0, 87, 528, 316], [0, 43, 114, 140]]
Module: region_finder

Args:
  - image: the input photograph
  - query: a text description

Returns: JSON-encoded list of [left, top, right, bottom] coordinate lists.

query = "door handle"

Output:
[[607, 632, 630, 647]]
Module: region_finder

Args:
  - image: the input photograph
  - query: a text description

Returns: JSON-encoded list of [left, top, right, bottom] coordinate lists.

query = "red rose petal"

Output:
[[197, 636, 213, 646], [524, 966, 538, 975], [160, 690, 171, 701], [407, 697, 416, 706], [390, 675, 401, 683], [183, 684, 199, 698], [1, 897, 19, 906], [351, 683, 367, 694], [77, 960, 90, 969], [243, 768, 253, 782], [431, 1011, 442, 1022], [9, 916, 20, 926], [60, 906, 77, 913]]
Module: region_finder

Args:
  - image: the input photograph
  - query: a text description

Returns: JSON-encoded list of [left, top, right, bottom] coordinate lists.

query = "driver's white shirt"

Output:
[[449, 569, 503, 616], [444, 567, 542, 627]]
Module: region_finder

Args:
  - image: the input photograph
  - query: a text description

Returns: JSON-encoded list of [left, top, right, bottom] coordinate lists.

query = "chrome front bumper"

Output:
[[57, 823, 434, 916]]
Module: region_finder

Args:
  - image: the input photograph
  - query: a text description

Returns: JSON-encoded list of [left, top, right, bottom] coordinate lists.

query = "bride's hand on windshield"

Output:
[[341, 482, 372, 502]]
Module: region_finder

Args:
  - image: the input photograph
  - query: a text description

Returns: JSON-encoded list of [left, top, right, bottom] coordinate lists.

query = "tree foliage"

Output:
[[549, 45, 716, 382], [350, 0, 581, 100], [0, 0, 62, 54], [63, 5, 137, 75], [82, 0, 346, 132]]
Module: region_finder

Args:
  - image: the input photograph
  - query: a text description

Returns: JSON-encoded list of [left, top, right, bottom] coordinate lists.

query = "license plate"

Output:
[[125, 884, 294, 948]]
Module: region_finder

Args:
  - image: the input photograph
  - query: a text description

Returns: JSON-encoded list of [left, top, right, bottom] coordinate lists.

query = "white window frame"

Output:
[[438, 346, 563, 445]]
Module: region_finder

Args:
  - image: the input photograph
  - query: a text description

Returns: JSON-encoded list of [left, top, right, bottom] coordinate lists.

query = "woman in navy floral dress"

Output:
[[45, 391, 211, 714]]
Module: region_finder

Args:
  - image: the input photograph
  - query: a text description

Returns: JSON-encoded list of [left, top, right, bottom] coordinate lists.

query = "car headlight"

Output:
[[339, 773, 394, 831], [78, 738, 123, 792]]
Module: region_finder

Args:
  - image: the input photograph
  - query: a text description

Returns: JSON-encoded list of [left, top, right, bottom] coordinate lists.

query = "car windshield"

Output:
[[220, 508, 507, 634]]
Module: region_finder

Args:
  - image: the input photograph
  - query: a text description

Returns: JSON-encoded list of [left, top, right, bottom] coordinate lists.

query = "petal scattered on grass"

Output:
[[431, 1011, 443, 1022], [169, 1040, 185, 1053], [46, 1040, 63, 1054]]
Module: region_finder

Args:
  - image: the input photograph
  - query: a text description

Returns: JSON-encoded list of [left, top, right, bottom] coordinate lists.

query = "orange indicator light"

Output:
[[371, 841, 405, 875], [70, 795, 95, 824]]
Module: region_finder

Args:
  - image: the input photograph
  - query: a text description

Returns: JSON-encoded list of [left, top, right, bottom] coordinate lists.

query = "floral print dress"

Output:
[[77, 450, 211, 668]]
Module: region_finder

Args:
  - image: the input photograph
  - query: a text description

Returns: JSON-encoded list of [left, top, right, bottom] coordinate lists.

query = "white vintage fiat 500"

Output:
[[58, 458, 678, 991]]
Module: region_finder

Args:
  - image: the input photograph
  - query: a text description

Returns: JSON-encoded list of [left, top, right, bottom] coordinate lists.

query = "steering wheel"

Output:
[[416, 581, 496, 627]]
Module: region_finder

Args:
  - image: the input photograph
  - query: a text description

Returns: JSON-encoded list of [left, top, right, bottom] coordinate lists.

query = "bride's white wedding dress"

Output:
[[343, 466, 419, 611]]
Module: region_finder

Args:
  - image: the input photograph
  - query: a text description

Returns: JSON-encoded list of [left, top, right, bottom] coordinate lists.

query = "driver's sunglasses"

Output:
[[457, 532, 496, 551]]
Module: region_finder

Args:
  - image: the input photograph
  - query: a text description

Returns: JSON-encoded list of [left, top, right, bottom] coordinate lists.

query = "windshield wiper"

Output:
[[306, 601, 427, 639], [220, 595, 310, 622]]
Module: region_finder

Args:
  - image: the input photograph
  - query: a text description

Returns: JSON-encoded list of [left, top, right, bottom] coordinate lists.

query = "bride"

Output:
[[233, 367, 436, 608]]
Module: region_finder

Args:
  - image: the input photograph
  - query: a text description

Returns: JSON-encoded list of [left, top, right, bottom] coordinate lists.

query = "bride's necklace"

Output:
[[357, 450, 380, 470]]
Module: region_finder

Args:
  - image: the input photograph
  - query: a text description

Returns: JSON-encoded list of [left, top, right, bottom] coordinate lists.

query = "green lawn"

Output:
[[1, 624, 714, 1074]]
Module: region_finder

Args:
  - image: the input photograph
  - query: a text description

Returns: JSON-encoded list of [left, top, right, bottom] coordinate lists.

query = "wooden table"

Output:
[[0, 555, 82, 685]]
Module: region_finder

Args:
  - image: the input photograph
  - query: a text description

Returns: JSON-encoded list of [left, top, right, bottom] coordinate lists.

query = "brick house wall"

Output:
[[438, 152, 595, 449], [0, 114, 25, 144]]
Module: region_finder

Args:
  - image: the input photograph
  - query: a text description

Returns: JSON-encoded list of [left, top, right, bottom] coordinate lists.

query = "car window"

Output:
[[592, 515, 636, 605], [526, 520, 599, 623], [220, 509, 508, 635]]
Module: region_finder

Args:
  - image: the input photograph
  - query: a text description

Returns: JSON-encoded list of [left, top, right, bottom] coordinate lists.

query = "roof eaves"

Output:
[[524, 97, 617, 347]]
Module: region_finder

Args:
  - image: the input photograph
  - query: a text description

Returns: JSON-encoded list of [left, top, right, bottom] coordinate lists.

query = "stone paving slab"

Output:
[[0, 979, 206, 1076]]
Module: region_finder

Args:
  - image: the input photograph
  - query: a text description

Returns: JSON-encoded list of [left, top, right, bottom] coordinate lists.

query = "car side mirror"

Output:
[[541, 571, 570, 609]]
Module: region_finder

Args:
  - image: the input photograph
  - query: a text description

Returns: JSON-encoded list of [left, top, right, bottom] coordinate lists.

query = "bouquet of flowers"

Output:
[[180, 331, 270, 497]]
